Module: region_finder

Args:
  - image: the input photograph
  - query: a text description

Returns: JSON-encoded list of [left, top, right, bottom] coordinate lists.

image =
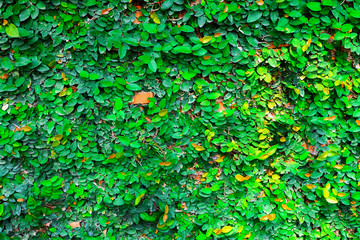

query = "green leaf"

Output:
[[1, 57, 13, 70], [180, 25, 195, 32], [148, 59, 157, 72], [322, 0, 334, 6], [161, 0, 174, 10], [307, 2, 322, 11], [113, 197, 125, 206], [247, 11, 262, 23], [352, 192, 360, 200], [6, 24, 20, 38], [143, 23, 158, 34], [126, 83, 141, 91], [0, 204, 3, 216], [41, 180, 52, 187], [140, 212, 156, 221], [14, 132, 24, 141], [201, 188, 212, 195], [20, 8, 31, 21], [173, 45, 192, 54], [350, 10, 360, 18]]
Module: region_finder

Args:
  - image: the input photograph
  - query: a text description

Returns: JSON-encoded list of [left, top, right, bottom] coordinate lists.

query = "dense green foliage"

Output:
[[2, 0, 360, 239]]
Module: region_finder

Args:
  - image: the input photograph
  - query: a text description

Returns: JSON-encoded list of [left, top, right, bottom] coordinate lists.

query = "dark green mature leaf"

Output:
[[247, 11, 262, 23]]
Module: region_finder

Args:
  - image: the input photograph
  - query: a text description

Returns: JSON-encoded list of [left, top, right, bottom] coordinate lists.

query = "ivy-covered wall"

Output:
[[1, 0, 360, 239]]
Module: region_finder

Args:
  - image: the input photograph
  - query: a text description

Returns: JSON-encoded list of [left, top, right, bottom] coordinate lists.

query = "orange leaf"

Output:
[[69, 221, 81, 229], [132, 92, 154, 104], [0, 73, 9, 79], [17, 198, 24, 202], [214, 33, 221, 37], [108, 154, 116, 159], [163, 214, 168, 222], [203, 55, 211, 60], [135, 10, 143, 18], [268, 213, 276, 221], [305, 173, 311, 177], [165, 205, 169, 214], [274, 198, 283, 202], [217, 102, 225, 112], [356, 120, 360, 126], [101, 8, 111, 15], [306, 184, 315, 189], [257, 0, 264, 5], [338, 193, 346, 197], [223, 6, 228, 13], [244, 232, 251, 239], [324, 116, 336, 121], [159, 161, 171, 166], [260, 215, 269, 221]]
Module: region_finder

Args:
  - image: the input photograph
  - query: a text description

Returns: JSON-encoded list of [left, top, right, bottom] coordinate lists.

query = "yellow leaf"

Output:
[[302, 45, 309, 52], [192, 143, 205, 151], [221, 226, 233, 233], [334, 164, 343, 170], [200, 36, 212, 43], [259, 154, 269, 160], [150, 13, 160, 24], [23, 126, 32, 132], [317, 151, 328, 161], [280, 136, 286, 142], [157, 223, 166, 229], [268, 102, 275, 109], [292, 126, 301, 132], [294, 88, 300, 95], [235, 174, 245, 182], [54, 134, 63, 141], [237, 226, 244, 233], [259, 134, 266, 140], [323, 188, 330, 198], [272, 174, 280, 180], [323, 88, 329, 95], [159, 109, 168, 117], [215, 156, 225, 163], [326, 197, 338, 204]]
